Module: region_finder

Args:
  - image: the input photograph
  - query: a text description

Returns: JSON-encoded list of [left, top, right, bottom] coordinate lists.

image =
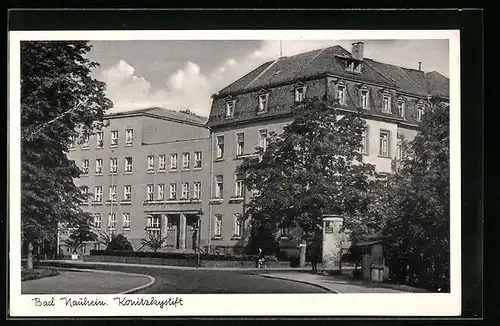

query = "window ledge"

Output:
[[125, 144, 133, 147], [147, 170, 155, 174], [158, 169, 166, 173], [169, 169, 178, 172], [91, 202, 103, 206], [68, 148, 76, 151], [231, 236, 242, 240], [256, 110, 268, 115], [95, 173, 103, 176], [181, 168, 190, 171], [122, 227, 131, 231], [193, 167, 202, 170], [143, 200, 164, 205], [166, 199, 178, 203], [211, 236, 223, 240], [121, 201, 132, 205], [214, 158, 225, 162], [109, 172, 118, 176], [378, 155, 392, 159], [81, 174, 89, 177], [105, 201, 118, 205], [209, 198, 224, 205], [82, 146, 90, 150], [96, 147, 104, 150], [110, 144, 118, 148], [228, 197, 244, 203], [124, 171, 133, 175]]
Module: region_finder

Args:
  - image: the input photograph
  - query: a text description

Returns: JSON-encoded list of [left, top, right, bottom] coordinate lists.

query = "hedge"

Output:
[[89, 250, 278, 262]]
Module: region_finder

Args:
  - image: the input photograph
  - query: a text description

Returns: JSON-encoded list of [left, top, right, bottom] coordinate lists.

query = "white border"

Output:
[[9, 30, 461, 317]]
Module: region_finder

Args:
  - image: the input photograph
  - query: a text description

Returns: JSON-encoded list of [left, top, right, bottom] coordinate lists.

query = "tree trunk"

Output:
[[299, 239, 307, 267], [27, 242, 33, 270]]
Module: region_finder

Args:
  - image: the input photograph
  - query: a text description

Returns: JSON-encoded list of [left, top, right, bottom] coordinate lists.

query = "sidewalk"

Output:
[[260, 272, 429, 293], [22, 268, 155, 294]]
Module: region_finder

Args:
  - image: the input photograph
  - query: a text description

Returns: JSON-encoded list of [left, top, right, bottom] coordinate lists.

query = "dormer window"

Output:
[[397, 98, 406, 118], [382, 94, 392, 113], [359, 87, 369, 109], [226, 99, 235, 118], [346, 59, 362, 73], [258, 93, 269, 113], [337, 85, 346, 105], [294, 85, 305, 103]]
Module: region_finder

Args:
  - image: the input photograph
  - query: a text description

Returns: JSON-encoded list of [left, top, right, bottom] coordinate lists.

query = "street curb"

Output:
[[47, 267, 156, 294], [256, 274, 339, 294]]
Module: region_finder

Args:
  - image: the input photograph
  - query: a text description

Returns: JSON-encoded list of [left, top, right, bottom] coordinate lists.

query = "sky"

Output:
[[87, 39, 449, 117]]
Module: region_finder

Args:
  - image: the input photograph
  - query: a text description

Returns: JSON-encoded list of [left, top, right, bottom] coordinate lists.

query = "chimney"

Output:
[[351, 42, 364, 60], [418, 61, 422, 71]]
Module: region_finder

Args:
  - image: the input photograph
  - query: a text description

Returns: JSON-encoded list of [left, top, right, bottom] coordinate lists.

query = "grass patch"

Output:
[[21, 268, 60, 282]]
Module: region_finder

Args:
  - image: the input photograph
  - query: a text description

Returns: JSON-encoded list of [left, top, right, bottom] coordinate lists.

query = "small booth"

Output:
[[355, 234, 389, 282]]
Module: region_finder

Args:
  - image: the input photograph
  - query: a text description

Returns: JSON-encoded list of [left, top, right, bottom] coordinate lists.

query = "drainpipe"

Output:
[[207, 128, 214, 254]]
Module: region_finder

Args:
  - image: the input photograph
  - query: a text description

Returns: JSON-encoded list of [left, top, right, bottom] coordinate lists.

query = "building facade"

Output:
[[63, 42, 449, 256]]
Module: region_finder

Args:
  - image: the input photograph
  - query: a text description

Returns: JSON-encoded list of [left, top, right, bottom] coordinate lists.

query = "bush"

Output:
[[21, 268, 60, 281], [289, 255, 300, 267], [106, 234, 133, 251], [90, 249, 262, 262]]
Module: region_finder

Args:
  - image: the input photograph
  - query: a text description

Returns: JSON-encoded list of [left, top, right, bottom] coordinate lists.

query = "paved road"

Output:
[[48, 264, 328, 294]]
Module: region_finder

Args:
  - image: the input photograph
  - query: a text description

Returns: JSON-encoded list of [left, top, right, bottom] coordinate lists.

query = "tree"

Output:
[[21, 41, 113, 269], [138, 232, 168, 252], [237, 97, 376, 265], [383, 101, 450, 291], [63, 224, 98, 254], [106, 234, 134, 251]]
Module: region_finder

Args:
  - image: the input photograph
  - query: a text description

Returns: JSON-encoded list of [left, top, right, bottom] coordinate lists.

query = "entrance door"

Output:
[[185, 214, 198, 250], [166, 214, 179, 249]]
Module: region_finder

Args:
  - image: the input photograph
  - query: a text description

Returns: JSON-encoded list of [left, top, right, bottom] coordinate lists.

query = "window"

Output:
[[69, 135, 77, 149], [417, 105, 425, 121], [170, 153, 178, 170], [216, 135, 224, 159], [360, 127, 368, 154], [94, 186, 102, 202], [108, 213, 117, 230], [259, 130, 267, 152], [382, 95, 392, 112], [125, 129, 134, 145], [124, 185, 132, 201], [95, 159, 103, 174], [258, 93, 269, 112], [94, 213, 102, 228], [158, 154, 166, 171], [147, 155, 155, 172], [182, 152, 190, 169], [147, 215, 161, 229], [181, 182, 190, 199], [347, 60, 362, 72], [157, 184, 165, 200], [109, 158, 118, 174], [169, 183, 177, 200], [215, 175, 224, 198], [123, 213, 131, 229], [360, 89, 369, 109], [81, 186, 89, 202], [235, 175, 244, 198], [125, 157, 133, 173], [109, 185, 117, 202], [295, 86, 305, 102], [226, 100, 235, 118], [337, 85, 345, 105], [81, 159, 89, 175], [397, 100, 405, 117], [396, 137, 403, 159], [234, 214, 243, 237], [236, 133, 245, 156], [193, 182, 202, 199], [379, 130, 390, 157], [146, 184, 154, 201], [194, 151, 202, 169], [96, 132, 104, 148], [214, 214, 223, 237], [82, 135, 90, 148], [111, 130, 118, 146]]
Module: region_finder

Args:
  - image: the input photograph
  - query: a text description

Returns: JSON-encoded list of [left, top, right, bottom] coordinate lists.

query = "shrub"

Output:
[[21, 268, 60, 281], [289, 255, 300, 267], [106, 234, 133, 251]]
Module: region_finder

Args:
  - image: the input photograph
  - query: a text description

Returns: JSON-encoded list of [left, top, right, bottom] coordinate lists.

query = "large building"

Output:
[[64, 42, 449, 256]]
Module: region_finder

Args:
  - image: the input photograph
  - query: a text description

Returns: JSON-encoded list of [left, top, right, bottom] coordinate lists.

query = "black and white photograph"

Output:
[[9, 27, 462, 317]]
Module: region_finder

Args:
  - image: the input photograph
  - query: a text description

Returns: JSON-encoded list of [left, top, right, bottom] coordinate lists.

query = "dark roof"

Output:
[[107, 107, 208, 125], [215, 45, 449, 98], [425, 71, 450, 98]]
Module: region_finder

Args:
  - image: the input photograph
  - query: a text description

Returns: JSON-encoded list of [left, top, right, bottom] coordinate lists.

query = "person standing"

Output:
[[310, 246, 319, 274]]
